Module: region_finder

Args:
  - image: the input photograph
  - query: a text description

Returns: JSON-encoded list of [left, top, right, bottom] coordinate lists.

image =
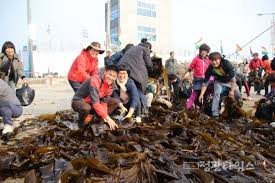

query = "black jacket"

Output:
[[203, 58, 235, 84], [118, 43, 152, 92]]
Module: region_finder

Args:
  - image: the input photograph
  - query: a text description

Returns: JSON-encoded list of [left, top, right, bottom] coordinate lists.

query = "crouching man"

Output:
[[0, 72, 23, 135], [108, 65, 142, 122], [71, 65, 119, 130], [199, 52, 239, 117]]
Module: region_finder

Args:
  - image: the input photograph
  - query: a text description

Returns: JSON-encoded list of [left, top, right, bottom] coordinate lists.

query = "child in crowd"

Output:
[[183, 44, 211, 109]]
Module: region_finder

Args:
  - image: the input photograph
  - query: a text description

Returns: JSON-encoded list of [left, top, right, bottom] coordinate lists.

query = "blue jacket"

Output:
[[112, 78, 139, 109]]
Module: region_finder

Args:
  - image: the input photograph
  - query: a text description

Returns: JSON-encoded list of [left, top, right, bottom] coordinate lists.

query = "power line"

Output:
[[227, 24, 274, 58]]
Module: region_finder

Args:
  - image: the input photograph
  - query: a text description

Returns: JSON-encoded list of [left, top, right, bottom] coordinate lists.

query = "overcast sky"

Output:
[[0, 0, 274, 57]]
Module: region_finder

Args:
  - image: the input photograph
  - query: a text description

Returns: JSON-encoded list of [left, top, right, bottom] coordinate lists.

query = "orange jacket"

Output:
[[262, 60, 273, 74], [73, 76, 115, 118], [67, 50, 98, 83]]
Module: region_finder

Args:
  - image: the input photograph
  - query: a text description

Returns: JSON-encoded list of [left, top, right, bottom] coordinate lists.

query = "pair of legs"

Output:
[[0, 101, 23, 126], [108, 97, 141, 117], [212, 81, 240, 117], [185, 90, 200, 109], [72, 100, 97, 127], [237, 74, 250, 98], [68, 80, 81, 93], [238, 80, 250, 98], [264, 74, 272, 95]]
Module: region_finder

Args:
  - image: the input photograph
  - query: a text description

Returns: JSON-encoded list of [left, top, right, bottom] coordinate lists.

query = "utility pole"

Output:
[[105, 0, 111, 51], [27, 0, 34, 77], [46, 25, 51, 74]]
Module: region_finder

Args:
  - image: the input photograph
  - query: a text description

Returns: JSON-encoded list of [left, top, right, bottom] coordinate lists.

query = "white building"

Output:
[[105, 0, 172, 57]]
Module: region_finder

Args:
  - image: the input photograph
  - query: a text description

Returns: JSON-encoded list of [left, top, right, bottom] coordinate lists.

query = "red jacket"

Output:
[[67, 50, 98, 83], [249, 58, 262, 70], [73, 76, 115, 119], [188, 56, 210, 78]]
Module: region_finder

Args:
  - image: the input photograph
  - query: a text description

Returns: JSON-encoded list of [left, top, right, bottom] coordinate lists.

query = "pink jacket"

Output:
[[188, 56, 210, 78]]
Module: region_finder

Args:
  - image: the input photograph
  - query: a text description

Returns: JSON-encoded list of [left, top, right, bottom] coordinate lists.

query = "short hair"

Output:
[[168, 74, 177, 81], [170, 51, 174, 56], [141, 38, 148, 43], [122, 43, 134, 54], [262, 55, 269, 61], [209, 52, 222, 61], [105, 64, 119, 73], [118, 64, 130, 75], [1, 41, 16, 53], [253, 53, 259, 57]]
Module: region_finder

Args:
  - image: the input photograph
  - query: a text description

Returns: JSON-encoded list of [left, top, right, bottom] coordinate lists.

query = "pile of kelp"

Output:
[[0, 97, 274, 183]]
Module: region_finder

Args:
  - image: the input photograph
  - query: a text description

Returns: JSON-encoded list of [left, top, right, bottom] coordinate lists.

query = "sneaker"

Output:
[[135, 116, 142, 123], [0, 123, 4, 130], [2, 124, 14, 135], [270, 122, 275, 128]]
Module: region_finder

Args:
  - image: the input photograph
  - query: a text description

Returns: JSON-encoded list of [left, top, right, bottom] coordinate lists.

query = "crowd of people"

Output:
[[0, 39, 275, 136]]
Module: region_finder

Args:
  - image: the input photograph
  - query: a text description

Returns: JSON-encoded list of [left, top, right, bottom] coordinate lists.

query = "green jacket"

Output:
[[0, 53, 24, 85]]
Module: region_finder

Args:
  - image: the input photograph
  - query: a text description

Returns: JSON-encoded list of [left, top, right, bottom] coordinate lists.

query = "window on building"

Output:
[[137, 26, 156, 42], [137, 1, 156, 18], [111, 4, 119, 20], [111, 27, 119, 45]]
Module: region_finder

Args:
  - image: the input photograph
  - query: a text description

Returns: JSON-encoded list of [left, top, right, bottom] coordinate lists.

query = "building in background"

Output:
[[105, 0, 172, 56]]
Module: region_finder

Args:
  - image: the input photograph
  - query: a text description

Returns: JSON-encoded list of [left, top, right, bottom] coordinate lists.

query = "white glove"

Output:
[[119, 106, 128, 115], [125, 108, 134, 118]]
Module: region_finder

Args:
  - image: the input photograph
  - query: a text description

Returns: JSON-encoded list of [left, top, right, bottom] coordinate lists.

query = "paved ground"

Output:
[[22, 82, 74, 116]]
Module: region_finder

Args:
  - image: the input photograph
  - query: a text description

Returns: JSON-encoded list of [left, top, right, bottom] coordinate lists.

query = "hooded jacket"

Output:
[[68, 50, 99, 83]]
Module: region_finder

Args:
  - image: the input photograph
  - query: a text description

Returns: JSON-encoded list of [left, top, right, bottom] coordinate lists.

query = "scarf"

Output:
[[117, 79, 128, 92]]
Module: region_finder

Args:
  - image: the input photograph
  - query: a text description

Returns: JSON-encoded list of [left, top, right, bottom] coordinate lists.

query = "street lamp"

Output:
[[257, 12, 275, 56]]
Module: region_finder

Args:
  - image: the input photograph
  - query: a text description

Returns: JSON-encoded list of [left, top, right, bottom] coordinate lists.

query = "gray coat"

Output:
[[0, 53, 24, 85], [0, 79, 21, 105], [118, 44, 152, 92], [165, 58, 178, 75]]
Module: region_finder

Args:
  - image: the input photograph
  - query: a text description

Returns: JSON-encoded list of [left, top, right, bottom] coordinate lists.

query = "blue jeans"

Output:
[[212, 81, 240, 117], [0, 101, 23, 125]]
